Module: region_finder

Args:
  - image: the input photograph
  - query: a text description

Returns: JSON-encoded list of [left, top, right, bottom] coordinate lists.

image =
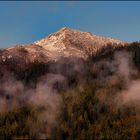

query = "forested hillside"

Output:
[[0, 42, 140, 139]]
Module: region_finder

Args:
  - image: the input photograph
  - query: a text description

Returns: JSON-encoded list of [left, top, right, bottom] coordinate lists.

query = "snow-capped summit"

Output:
[[0, 27, 125, 63], [34, 27, 123, 49], [33, 27, 124, 58]]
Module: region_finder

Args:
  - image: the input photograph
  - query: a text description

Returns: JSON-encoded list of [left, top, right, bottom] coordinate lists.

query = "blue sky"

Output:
[[0, 1, 140, 48]]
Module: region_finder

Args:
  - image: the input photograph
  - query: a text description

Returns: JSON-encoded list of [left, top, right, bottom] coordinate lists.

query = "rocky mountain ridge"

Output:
[[0, 27, 125, 63]]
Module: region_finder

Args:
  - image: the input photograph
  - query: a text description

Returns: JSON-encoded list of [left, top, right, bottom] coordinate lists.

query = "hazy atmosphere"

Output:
[[1, 1, 140, 139], [0, 1, 140, 48]]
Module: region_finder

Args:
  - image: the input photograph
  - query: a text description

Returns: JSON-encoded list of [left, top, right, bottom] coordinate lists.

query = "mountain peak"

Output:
[[34, 27, 124, 50], [32, 27, 125, 60], [1, 27, 125, 63], [59, 27, 73, 32], [57, 27, 92, 35]]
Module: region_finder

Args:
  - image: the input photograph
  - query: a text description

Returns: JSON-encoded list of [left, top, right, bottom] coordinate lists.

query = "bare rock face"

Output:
[[0, 27, 125, 64], [34, 27, 125, 59]]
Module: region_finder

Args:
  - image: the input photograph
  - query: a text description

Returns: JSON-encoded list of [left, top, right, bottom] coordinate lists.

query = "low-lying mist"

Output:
[[1, 42, 140, 139]]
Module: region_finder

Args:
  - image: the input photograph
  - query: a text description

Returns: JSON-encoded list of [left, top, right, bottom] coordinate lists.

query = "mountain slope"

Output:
[[34, 27, 125, 58], [1, 28, 140, 140], [0, 27, 125, 63]]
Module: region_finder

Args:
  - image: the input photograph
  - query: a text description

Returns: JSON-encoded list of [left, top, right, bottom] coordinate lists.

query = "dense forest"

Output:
[[1, 42, 140, 139]]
